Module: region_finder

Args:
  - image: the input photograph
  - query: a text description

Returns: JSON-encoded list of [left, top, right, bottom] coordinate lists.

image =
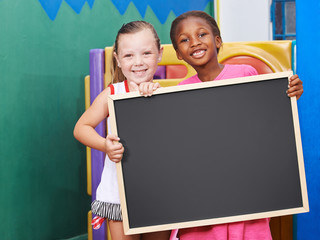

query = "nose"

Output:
[[190, 36, 201, 48], [133, 55, 143, 65]]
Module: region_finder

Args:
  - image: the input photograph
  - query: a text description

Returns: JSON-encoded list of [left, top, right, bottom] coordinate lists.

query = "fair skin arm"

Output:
[[73, 87, 124, 162], [73, 81, 161, 163], [74, 84, 170, 239]]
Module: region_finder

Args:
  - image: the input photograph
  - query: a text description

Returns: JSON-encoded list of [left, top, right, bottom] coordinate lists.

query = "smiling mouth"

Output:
[[133, 69, 148, 76], [191, 49, 206, 58]]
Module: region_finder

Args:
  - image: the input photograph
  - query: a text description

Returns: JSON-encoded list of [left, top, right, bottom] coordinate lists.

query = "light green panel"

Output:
[[0, 0, 213, 239]]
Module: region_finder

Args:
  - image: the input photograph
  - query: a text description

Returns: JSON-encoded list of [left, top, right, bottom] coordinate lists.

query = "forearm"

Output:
[[74, 124, 106, 153]]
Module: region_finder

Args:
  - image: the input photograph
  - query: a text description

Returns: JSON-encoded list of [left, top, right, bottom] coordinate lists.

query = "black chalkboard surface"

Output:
[[108, 72, 308, 235]]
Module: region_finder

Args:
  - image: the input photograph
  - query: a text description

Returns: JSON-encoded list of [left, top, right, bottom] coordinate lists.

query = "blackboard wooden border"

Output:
[[108, 71, 308, 235]]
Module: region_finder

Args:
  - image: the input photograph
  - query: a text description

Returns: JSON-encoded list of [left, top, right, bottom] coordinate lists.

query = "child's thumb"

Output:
[[107, 134, 120, 142]]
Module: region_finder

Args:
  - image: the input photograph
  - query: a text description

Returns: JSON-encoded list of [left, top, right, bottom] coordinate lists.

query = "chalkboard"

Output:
[[108, 72, 309, 235]]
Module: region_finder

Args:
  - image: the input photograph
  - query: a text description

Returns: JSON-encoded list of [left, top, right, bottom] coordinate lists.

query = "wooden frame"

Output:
[[108, 72, 308, 235]]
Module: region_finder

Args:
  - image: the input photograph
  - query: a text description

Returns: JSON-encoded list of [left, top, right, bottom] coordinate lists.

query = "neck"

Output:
[[194, 62, 224, 82]]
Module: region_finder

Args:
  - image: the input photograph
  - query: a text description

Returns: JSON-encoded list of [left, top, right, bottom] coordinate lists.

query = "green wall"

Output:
[[0, 1, 212, 239]]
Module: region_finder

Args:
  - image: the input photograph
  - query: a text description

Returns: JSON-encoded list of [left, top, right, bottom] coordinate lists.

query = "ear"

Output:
[[157, 47, 164, 63], [113, 52, 121, 68], [215, 36, 222, 49]]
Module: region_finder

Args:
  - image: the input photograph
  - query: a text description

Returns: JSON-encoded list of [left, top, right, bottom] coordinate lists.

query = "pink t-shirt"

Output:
[[179, 64, 258, 85], [177, 64, 272, 240]]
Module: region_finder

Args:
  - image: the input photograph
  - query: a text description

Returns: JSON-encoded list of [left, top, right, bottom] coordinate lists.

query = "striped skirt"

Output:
[[91, 200, 122, 221]]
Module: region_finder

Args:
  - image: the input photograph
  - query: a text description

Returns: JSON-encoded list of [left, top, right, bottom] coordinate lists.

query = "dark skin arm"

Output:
[[287, 74, 303, 99]]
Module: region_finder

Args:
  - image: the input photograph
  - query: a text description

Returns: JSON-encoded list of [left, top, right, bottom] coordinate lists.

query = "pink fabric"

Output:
[[178, 64, 272, 240], [178, 219, 272, 240], [178, 64, 258, 85]]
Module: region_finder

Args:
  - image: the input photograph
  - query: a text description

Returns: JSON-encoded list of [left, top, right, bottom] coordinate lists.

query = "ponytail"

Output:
[[110, 45, 125, 83]]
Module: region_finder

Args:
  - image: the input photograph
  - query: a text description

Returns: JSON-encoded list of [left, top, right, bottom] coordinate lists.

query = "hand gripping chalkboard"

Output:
[[108, 72, 309, 235]]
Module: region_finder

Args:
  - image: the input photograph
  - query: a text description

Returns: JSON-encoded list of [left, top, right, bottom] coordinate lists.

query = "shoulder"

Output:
[[216, 64, 258, 80], [108, 81, 128, 94], [93, 86, 112, 103], [225, 64, 258, 76], [105, 83, 122, 95], [93, 82, 122, 104], [241, 64, 258, 76]]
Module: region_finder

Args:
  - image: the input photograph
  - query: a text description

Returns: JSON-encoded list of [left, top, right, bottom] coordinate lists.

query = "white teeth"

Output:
[[192, 50, 205, 56], [133, 69, 147, 76]]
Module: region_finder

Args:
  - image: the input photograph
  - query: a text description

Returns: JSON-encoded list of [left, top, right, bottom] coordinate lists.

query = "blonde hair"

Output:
[[111, 21, 161, 83]]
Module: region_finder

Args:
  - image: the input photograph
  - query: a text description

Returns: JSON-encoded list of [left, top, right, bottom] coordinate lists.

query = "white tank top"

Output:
[[96, 80, 129, 203]]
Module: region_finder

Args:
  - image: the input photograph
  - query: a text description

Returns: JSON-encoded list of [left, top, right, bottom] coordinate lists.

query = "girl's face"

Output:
[[174, 17, 221, 68], [114, 29, 163, 86]]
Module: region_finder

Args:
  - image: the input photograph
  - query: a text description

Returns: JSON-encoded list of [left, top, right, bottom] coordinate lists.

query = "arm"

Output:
[[73, 87, 124, 162], [287, 74, 303, 100]]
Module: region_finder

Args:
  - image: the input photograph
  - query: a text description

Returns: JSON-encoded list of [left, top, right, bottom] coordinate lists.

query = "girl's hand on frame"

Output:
[[287, 74, 303, 100], [105, 134, 124, 163], [139, 81, 161, 97], [130, 81, 161, 97]]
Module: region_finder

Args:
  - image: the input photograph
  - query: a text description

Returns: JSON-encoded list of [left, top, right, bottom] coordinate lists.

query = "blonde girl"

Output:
[[74, 21, 170, 240]]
